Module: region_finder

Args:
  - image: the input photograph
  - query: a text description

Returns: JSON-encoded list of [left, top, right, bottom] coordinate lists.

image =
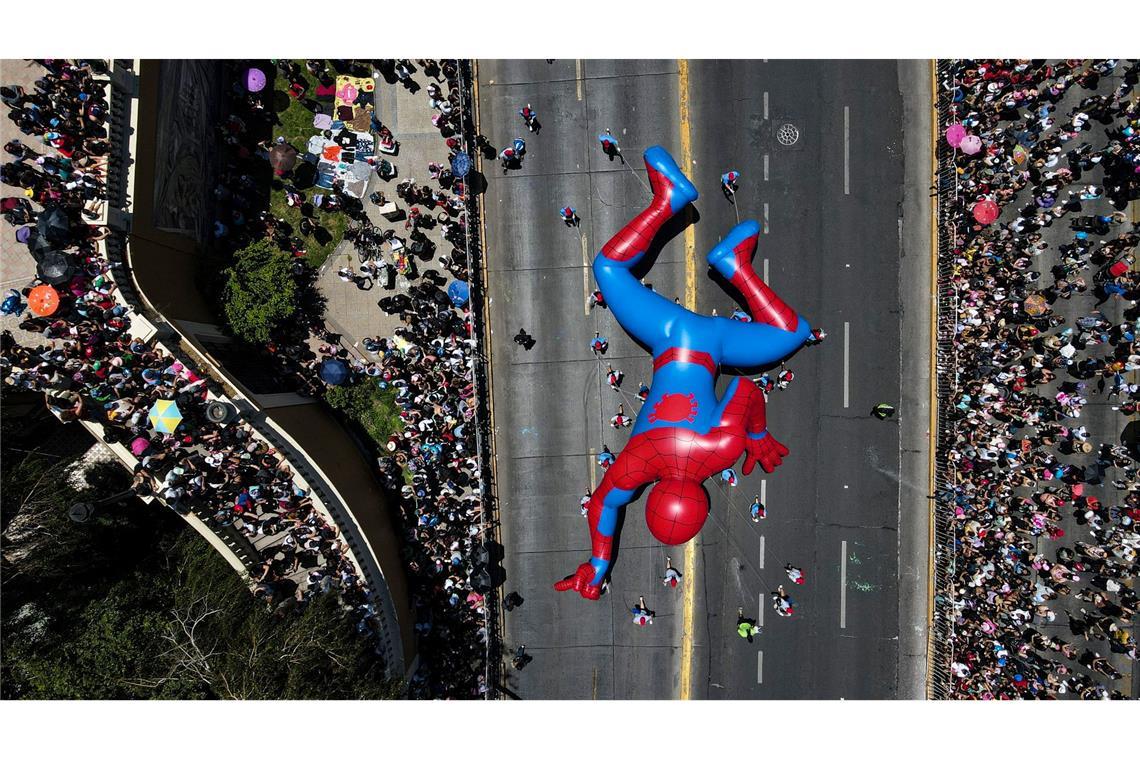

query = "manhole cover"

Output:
[[776, 123, 800, 146]]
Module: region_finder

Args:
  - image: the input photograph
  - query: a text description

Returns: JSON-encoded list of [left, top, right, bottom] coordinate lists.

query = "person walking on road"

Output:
[[560, 205, 579, 227], [771, 585, 794, 617], [499, 146, 517, 173], [514, 328, 534, 350], [512, 644, 532, 670], [591, 331, 609, 355], [721, 170, 740, 199], [596, 445, 615, 470], [589, 289, 606, 310], [519, 103, 538, 132], [776, 365, 794, 390], [606, 364, 624, 390], [784, 563, 805, 585], [599, 128, 622, 162], [806, 327, 828, 345], [750, 495, 766, 521], [631, 596, 654, 625], [872, 402, 896, 419], [580, 489, 592, 517], [611, 403, 632, 429], [737, 607, 761, 642], [663, 556, 682, 588]]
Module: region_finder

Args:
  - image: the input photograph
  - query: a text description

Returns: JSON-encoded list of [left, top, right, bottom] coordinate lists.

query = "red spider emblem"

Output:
[[648, 392, 698, 424]]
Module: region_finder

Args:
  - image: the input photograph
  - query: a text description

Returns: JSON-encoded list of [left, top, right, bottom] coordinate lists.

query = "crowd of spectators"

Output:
[[1, 60, 391, 661], [307, 59, 491, 699], [938, 59, 1140, 698], [205, 59, 491, 697]]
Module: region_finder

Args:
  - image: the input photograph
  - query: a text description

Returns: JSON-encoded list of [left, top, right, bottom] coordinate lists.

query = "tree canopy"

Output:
[[221, 238, 298, 344], [2, 437, 400, 700]]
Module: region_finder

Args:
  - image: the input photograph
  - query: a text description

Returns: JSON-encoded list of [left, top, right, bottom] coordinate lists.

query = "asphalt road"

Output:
[[477, 60, 929, 699]]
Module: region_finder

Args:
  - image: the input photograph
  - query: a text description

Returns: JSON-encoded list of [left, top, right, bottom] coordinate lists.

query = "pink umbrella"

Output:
[[245, 68, 266, 93], [972, 199, 1000, 225], [945, 123, 966, 148], [336, 83, 358, 102], [130, 437, 151, 456], [960, 134, 983, 155]]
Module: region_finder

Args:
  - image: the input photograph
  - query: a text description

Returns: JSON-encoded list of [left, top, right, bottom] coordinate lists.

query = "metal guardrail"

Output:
[[454, 59, 501, 699], [929, 59, 961, 699]]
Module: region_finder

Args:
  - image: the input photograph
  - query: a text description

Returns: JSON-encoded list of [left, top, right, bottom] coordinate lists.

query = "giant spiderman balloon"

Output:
[[555, 146, 812, 600]]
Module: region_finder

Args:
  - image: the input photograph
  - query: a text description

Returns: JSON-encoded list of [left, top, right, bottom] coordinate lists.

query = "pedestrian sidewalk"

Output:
[[316, 63, 460, 351], [1, 60, 57, 344]]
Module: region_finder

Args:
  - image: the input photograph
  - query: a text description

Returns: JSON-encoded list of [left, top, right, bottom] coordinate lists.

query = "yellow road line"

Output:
[[588, 447, 597, 491], [680, 61, 698, 309], [677, 58, 699, 701]]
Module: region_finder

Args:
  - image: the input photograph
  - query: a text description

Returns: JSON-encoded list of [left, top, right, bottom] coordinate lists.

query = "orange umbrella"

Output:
[[27, 284, 60, 316]]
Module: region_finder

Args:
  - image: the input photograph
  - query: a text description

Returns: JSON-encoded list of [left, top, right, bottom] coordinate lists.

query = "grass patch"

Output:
[[268, 59, 350, 269], [324, 381, 404, 449]]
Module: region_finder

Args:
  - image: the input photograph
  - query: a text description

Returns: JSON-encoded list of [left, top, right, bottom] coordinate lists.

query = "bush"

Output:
[[221, 238, 298, 344], [324, 382, 403, 448]]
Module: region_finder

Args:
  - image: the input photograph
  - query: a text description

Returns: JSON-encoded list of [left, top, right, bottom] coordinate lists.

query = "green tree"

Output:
[[221, 238, 298, 344], [2, 438, 400, 700]]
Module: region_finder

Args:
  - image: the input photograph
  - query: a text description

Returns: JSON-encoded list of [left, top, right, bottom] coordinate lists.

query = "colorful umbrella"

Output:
[[130, 437, 152, 456], [1012, 144, 1029, 165], [1023, 294, 1048, 316], [945, 123, 966, 148], [246, 68, 266, 92], [148, 399, 183, 434], [27, 284, 60, 316], [960, 134, 983, 155], [972, 199, 1000, 225]]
